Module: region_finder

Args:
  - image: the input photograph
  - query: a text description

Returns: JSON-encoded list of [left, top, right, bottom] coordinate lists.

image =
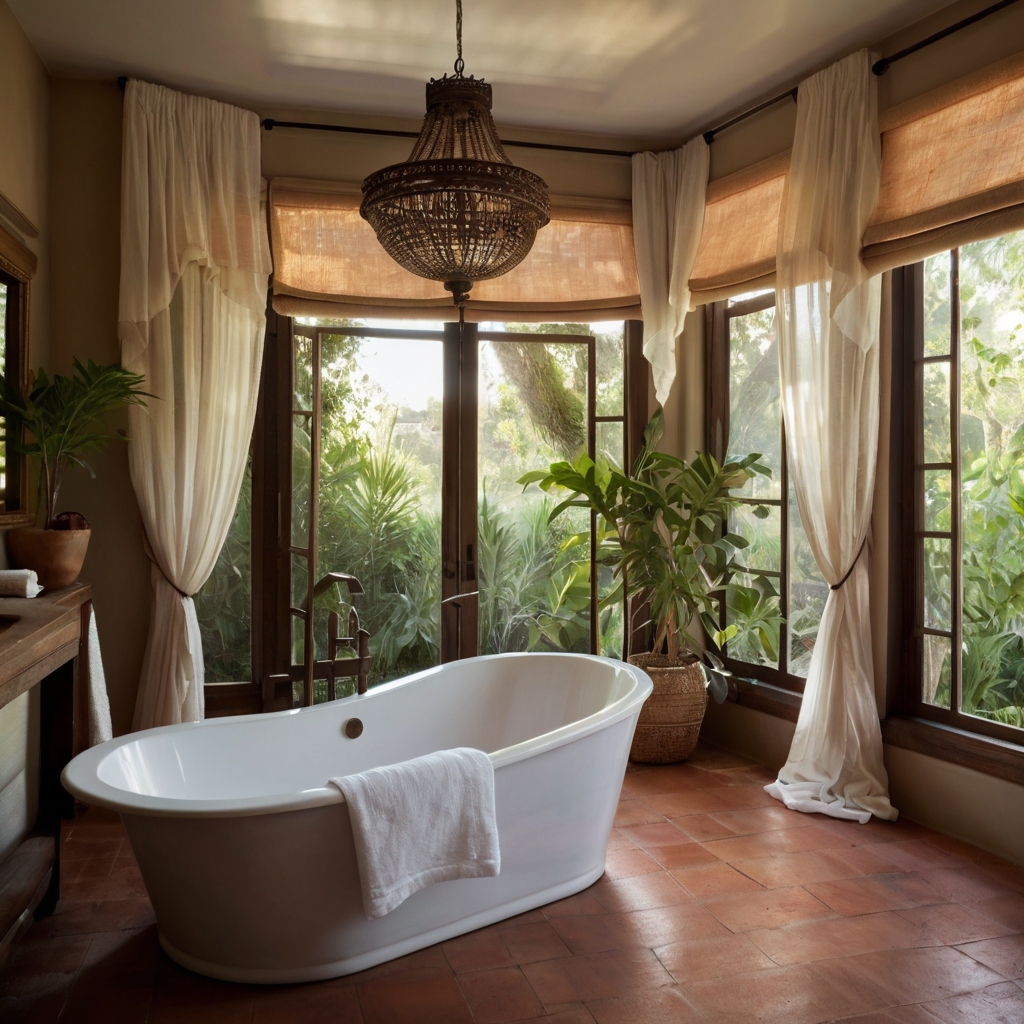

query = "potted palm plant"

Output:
[[520, 409, 782, 763], [0, 358, 149, 590]]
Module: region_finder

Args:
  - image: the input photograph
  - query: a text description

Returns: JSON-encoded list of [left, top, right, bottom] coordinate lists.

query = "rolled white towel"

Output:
[[0, 569, 43, 598]]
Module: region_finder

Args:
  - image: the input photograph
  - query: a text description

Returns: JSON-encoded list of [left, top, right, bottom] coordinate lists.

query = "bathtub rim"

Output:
[[62, 652, 652, 819]]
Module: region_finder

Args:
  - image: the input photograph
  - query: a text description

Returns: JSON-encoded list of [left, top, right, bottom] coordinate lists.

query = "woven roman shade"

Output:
[[686, 48, 1024, 301], [862, 49, 1024, 275], [687, 152, 788, 306], [270, 178, 640, 322]]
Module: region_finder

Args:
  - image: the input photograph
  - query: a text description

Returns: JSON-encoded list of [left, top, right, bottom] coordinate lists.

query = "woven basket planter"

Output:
[[627, 653, 708, 764]]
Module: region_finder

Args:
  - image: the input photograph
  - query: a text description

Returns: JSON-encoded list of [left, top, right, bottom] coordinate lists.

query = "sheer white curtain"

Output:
[[119, 80, 272, 730], [766, 50, 897, 822], [632, 137, 709, 406]]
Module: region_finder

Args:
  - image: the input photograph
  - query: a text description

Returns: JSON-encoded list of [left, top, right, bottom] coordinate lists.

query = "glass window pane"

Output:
[[480, 331, 599, 655], [725, 571, 781, 670], [727, 306, 781, 500], [923, 469, 951, 532], [596, 420, 623, 468], [789, 491, 828, 679], [595, 322, 624, 417], [292, 413, 311, 548], [316, 331, 444, 688], [958, 230, 1024, 732], [923, 362, 951, 464], [922, 634, 952, 709], [294, 333, 313, 411], [194, 455, 252, 683], [729, 502, 781, 573], [924, 253, 952, 357], [923, 536, 951, 632]]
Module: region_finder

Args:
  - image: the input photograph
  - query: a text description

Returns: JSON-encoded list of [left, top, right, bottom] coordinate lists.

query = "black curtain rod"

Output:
[[123, 0, 1022, 155]]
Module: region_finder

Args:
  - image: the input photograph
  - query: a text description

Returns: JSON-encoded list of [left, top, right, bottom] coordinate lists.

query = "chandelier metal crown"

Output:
[[360, 0, 550, 307]]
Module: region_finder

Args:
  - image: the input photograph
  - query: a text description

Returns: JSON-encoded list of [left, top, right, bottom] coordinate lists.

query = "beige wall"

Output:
[[47, 80, 151, 738], [684, 0, 1024, 864], [0, 0, 48, 368]]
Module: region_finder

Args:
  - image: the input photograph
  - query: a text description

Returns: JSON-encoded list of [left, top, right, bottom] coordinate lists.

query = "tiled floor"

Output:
[[2, 742, 1023, 1023]]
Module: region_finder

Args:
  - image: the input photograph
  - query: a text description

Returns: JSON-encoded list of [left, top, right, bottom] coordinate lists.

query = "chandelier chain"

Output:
[[454, 0, 464, 76]]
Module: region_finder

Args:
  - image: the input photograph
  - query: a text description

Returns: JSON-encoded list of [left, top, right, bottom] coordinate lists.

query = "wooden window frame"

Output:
[[885, 259, 1024, 777], [706, 291, 808, 699], [206, 313, 647, 715], [0, 226, 35, 528]]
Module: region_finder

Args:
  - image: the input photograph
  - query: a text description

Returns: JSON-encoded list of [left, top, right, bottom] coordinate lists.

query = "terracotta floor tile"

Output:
[[356, 945, 449, 980], [921, 865, 1017, 904], [923, 980, 1024, 1024], [715, 764, 780, 785], [973, 891, 1024, 931], [590, 871, 691, 913], [654, 932, 777, 982], [641, 788, 737, 817], [551, 900, 727, 955], [0, 933, 93, 1000], [806, 873, 945, 916], [731, 849, 865, 888], [498, 921, 572, 965], [703, 824, 855, 862], [251, 981, 363, 1024], [708, 805, 814, 836], [842, 945, 1007, 1005], [649, 842, 719, 870], [685, 743, 757, 771], [616, 821, 692, 849], [897, 902, 1017, 945], [673, 813, 745, 843], [822, 1008, 943, 1024], [604, 829, 635, 851], [703, 885, 835, 932], [670, 861, 765, 899], [26, 897, 155, 939], [147, 959, 256, 1024], [747, 910, 934, 965], [586, 985, 706, 1023], [443, 927, 515, 972], [613, 799, 664, 828], [541, 891, 608, 918], [603, 846, 662, 880], [619, 765, 717, 798], [457, 966, 545, 1023], [955, 933, 1024, 979], [685, 960, 886, 1024], [521, 948, 674, 1003], [60, 836, 125, 862], [518, 1008, 596, 1024], [817, 815, 933, 847], [878, 840, 970, 873], [357, 967, 474, 1024]]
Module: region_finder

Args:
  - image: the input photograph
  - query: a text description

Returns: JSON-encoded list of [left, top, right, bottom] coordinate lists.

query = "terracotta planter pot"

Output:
[[5, 526, 91, 591], [627, 653, 708, 764]]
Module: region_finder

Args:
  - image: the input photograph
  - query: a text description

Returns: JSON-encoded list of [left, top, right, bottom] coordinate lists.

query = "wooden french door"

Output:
[[269, 317, 638, 708]]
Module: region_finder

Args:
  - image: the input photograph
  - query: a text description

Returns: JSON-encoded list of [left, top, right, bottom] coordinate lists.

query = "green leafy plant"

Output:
[[0, 358, 150, 527], [519, 408, 782, 699]]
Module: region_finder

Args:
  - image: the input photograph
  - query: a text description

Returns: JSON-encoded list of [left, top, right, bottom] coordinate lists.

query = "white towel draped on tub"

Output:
[[330, 747, 500, 920]]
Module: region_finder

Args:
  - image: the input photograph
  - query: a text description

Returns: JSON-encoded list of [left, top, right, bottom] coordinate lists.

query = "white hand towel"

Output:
[[0, 569, 43, 598], [86, 606, 113, 746], [330, 747, 500, 920]]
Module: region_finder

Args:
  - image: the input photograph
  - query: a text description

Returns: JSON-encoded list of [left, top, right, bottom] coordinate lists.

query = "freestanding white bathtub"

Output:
[[62, 652, 652, 983]]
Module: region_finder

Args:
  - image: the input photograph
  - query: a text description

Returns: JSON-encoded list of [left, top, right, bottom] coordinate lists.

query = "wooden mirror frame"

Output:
[[0, 217, 37, 528]]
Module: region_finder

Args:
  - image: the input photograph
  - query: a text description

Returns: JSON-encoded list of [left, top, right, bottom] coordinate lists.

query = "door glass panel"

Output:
[[958, 232, 1024, 730], [923, 253, 952, 357], [923, 536, 951, 632], [923, 361, 951, 464], [478, 332, 592, 655], [725, 571, 780, 669], [595, 323, 625, 417], [312, 331, 444, 695], [596, 420, 623, 467], [729, 503, 781, 573], [922, 633, 952, 709]]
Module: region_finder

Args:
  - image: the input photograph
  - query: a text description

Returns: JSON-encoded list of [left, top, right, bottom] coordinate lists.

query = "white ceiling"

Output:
[[11, 0, 953, 138]]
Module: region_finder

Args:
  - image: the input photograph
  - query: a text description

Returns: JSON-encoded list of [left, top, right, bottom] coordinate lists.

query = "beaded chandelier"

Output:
[[360, 0, 550, 307]]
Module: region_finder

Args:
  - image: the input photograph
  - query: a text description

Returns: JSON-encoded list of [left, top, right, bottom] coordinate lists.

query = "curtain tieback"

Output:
[[142, 531, 192, 601], [830, 538, 867, 591]]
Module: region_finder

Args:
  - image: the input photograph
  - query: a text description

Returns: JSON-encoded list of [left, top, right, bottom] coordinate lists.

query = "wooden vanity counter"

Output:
[[0, 583, 92, 967]]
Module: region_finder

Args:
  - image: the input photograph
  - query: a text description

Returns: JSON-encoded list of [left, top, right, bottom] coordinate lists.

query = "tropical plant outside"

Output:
[[197, 321, 629, 696]]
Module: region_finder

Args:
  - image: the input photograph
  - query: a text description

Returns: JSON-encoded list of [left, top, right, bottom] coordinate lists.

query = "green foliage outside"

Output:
[[923, 231, 1024, 728], [197, 321, 628, 694]]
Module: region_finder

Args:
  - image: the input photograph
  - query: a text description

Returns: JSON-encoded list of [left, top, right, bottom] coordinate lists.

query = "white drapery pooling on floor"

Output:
[[765, 50, 897, 823], [632, 137, 709, 407], [119, 80, 272, 730]]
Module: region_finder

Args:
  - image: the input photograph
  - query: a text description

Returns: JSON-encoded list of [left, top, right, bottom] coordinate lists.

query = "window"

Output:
[[0, 262, 29, 524], [894, 231, 1024, 742], [197, 314, 646, 711], [707, 291, 828, 693]]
